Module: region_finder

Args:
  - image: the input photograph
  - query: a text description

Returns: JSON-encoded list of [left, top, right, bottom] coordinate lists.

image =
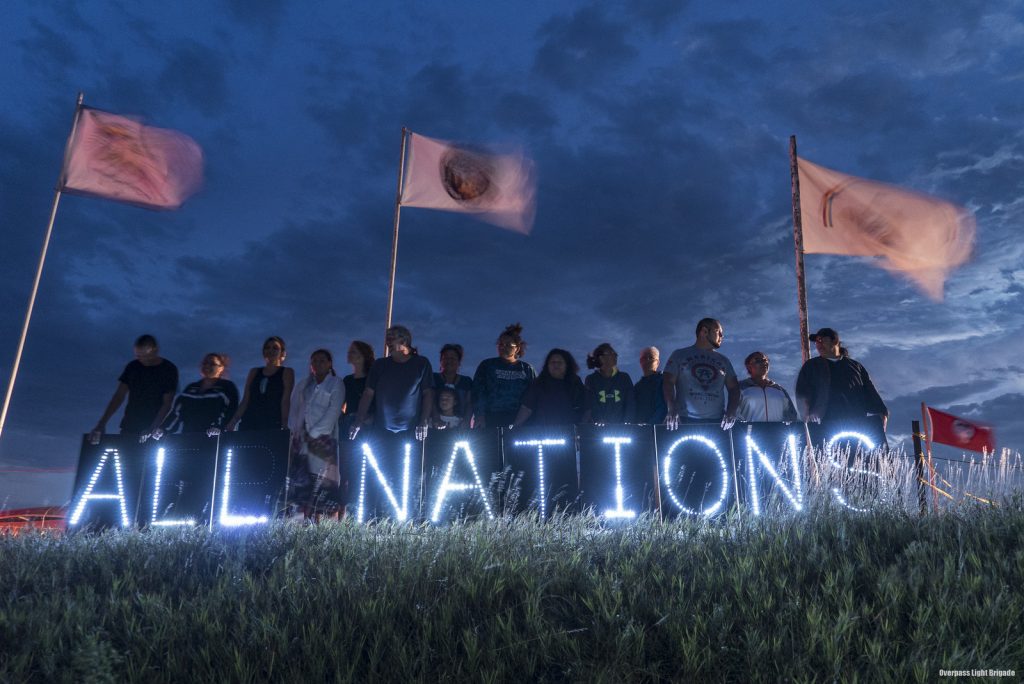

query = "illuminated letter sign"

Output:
[[744, 431, 804, 515], [601, 437, 636, 519], [214, 431, 289, 527], [430, 440, 495, 522], [512, 438, 568, 520], [218, 449, 270, 526], [826, 431, 880, 512], [69, 448, 131, 528], [150, 447, 196, 527], [357, 441, 412, 522], [661, 434, 731, 517]]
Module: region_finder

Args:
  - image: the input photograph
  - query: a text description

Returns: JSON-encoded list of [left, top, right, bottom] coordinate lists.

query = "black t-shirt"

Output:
[[117, 359, 179, 433], [343, 375, 370, 416], [366, 355, 434, 432]]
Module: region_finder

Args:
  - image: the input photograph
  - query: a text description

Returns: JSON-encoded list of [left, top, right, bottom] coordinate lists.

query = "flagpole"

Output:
[[789, 135, 810, 364], [921, 402, 938, 512], [0, 92, 84, 442], [383, 127, 409, 356]]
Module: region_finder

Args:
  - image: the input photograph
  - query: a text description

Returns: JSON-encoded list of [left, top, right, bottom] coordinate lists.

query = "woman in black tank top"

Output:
[[226, 336, 296, 431]]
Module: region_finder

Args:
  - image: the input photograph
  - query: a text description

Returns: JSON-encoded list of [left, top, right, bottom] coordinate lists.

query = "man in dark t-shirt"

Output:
[[89, 334, 179, 443], [348, 325, 434, 440]]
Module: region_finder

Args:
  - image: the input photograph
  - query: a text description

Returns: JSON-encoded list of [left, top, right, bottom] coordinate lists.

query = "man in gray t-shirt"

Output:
[[663, 318, 740, 429]]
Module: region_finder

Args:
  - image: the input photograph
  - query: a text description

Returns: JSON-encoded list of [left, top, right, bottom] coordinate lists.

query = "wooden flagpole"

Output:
[[0, 92, 84, 441], [383, 126, 409, 357], [921, 401, 938, 512], [789, 135, 811, 364]]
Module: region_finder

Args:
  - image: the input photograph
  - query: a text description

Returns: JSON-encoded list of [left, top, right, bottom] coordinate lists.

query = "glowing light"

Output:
[[219, 448, 269, 526], [69, 449, 131, 527], [149, 447, 196, 527], [430, 440, 495, 523], [745, 433, 803, 515], [601, 437, 636, 519], [356, 442, 411, 523], [513, 439, 567, 520], [826, 430, 880, 513], [661, 435, 729, 517]]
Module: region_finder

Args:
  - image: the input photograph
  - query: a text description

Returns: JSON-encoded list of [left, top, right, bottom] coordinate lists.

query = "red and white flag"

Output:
[[61, 107, 204, 210], [798, 157, 974, 301], [400, 132, 536, 234], [925, 406, 995, 453]]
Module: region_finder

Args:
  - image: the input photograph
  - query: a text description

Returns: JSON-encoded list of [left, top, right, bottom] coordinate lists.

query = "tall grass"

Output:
[[1, 446, 1022, 682]]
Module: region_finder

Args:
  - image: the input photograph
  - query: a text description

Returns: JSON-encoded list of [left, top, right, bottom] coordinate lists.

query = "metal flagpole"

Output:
[[0, 92, 84, 441], [789, 135, 811, 364], [383, 126, 409, 357]]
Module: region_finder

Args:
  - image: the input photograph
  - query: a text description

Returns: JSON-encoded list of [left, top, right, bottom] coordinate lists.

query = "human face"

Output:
[[546, 354, 567, 379], [134, 344, 158, 363], [263, 339, 285, 364], [385, 330, 411, 356], [598, 347, 618, 371], [200, 355, 225, 380], [347, 344, 363, 368], [640, 348, 659, 374], [814, 335, 840, 359], [438, 392, 456, 414], [745, 354, 769, 381], [703, 324, 724, 349], [309, 352, 332, 380], [440, 349, 461, 375], [497, 335, 519, 361]]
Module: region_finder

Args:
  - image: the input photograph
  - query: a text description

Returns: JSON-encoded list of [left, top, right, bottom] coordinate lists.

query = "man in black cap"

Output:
[[795, 327, 888, 431]]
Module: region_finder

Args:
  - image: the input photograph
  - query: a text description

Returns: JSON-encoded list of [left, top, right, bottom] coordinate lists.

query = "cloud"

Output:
[[157, 42, 231, 117], [533, 6, 638, 89]]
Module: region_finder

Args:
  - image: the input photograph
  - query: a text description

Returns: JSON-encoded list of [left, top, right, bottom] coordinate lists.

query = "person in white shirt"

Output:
[[289, 348, 345, 516], [735, 352, 798, 423]]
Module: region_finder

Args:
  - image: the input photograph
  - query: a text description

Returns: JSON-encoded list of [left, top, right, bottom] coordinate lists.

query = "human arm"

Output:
[[471, 361, 489, 428], [721, 374, 740, 430], [622, 373, 636, 424], [662, 372, 679, 430], [226, 368, 257, 431], [280, 367, 295, 429], [90, 382, 129, 444], [416, 386, 434, 441], [348, 386, 375, 439]]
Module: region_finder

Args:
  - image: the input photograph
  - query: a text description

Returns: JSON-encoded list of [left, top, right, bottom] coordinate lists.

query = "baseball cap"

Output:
[[808, 327, 839, 342]]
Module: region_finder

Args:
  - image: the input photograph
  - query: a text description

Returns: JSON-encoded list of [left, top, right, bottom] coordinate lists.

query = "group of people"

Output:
[[88, 319, 889, 511]]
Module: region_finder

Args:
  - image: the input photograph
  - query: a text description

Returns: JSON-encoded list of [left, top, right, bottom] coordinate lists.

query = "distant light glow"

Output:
[[150, 447, 195, 527], [513, 438, 567, 520], [745, 433, 803, 515], [826, 430, 879, 513], [219, 448, 269, 526], [601, 437, 636, 519], [357, 442, 411, 523], [69, 449, 130, 527], [430, 440, 495, 522], [661, 434, 729, 517]]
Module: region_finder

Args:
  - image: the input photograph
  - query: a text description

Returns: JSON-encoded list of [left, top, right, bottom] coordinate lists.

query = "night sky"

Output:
[[2, 0, 1022, 508]]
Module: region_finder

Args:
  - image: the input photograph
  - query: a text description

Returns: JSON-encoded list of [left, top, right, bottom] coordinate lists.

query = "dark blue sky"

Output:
[[2, 0, 1022, 507]]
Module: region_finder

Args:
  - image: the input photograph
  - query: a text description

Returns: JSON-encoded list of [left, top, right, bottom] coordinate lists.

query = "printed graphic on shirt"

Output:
[[598, 389, 621, 404]]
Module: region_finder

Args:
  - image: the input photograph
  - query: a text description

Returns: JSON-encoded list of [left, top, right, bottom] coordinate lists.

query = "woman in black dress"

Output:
[[226, 336, 296, 431]]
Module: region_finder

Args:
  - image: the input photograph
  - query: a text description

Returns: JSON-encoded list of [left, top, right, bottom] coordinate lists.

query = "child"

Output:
[[436, 388, 463, 429]]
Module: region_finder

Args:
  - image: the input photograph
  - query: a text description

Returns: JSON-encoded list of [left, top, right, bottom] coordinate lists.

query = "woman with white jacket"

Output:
[[288, 348, 345, 516]]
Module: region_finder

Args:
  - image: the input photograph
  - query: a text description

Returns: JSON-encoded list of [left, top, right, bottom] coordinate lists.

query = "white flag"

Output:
[[400, 132, 536, 234], [798, 157, 974, 300]]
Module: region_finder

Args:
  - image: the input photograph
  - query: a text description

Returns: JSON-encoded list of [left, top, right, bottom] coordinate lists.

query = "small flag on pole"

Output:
[[925, 405, 995, 453], [61, 107, 204, 210], [797, 157, 974, 301], [400, 132, 536, 234]]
